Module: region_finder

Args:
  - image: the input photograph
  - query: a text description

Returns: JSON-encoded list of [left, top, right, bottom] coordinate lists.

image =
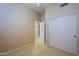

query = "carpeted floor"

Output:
[[6, 43, 75, 56]]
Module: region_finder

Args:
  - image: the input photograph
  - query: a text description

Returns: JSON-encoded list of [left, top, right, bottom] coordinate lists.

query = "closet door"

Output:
[[48, 15, 77, 54]]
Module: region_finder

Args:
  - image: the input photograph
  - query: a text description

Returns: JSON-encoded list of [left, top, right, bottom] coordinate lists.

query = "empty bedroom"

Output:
[[0, 3, 79, 56]]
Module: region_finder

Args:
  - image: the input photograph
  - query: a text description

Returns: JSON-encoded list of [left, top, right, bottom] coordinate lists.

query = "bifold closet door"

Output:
[[48, 15, 77, 54]]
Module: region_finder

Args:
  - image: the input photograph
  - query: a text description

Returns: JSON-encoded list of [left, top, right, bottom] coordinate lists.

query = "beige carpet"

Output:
[[6, 43, 75, 56]]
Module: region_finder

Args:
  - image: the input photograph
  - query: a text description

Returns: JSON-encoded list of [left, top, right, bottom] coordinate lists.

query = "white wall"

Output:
[[45, 3, 79, 19], [0, 4, 40, 52], [39, 21, 45, 44], [45, 3, 79, 53]]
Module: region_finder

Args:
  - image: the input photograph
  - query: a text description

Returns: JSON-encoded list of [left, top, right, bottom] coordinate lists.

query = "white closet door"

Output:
[[48, 15, 77, 54]]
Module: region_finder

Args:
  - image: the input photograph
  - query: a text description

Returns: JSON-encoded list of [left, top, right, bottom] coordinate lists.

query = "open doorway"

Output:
[[35, 20, 45, 46]]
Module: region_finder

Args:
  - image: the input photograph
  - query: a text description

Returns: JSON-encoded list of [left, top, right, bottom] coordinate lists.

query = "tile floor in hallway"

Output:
[[6, 43, 75, 56]]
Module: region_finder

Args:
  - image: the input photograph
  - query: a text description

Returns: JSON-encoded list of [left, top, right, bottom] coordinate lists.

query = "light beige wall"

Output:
[[40, 13, 45, 22], [45, 3, 79, 53], [0, 4, 40, 52]]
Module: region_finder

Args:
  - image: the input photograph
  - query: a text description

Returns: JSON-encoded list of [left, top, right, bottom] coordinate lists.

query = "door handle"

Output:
[[73, 36, 76, 37]]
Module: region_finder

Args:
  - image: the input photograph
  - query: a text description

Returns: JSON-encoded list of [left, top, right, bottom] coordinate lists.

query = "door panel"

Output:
[[48, 15, 77, 54]]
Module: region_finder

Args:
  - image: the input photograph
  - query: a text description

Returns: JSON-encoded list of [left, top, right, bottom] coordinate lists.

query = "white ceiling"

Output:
[[25, 3, 53, 14]]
